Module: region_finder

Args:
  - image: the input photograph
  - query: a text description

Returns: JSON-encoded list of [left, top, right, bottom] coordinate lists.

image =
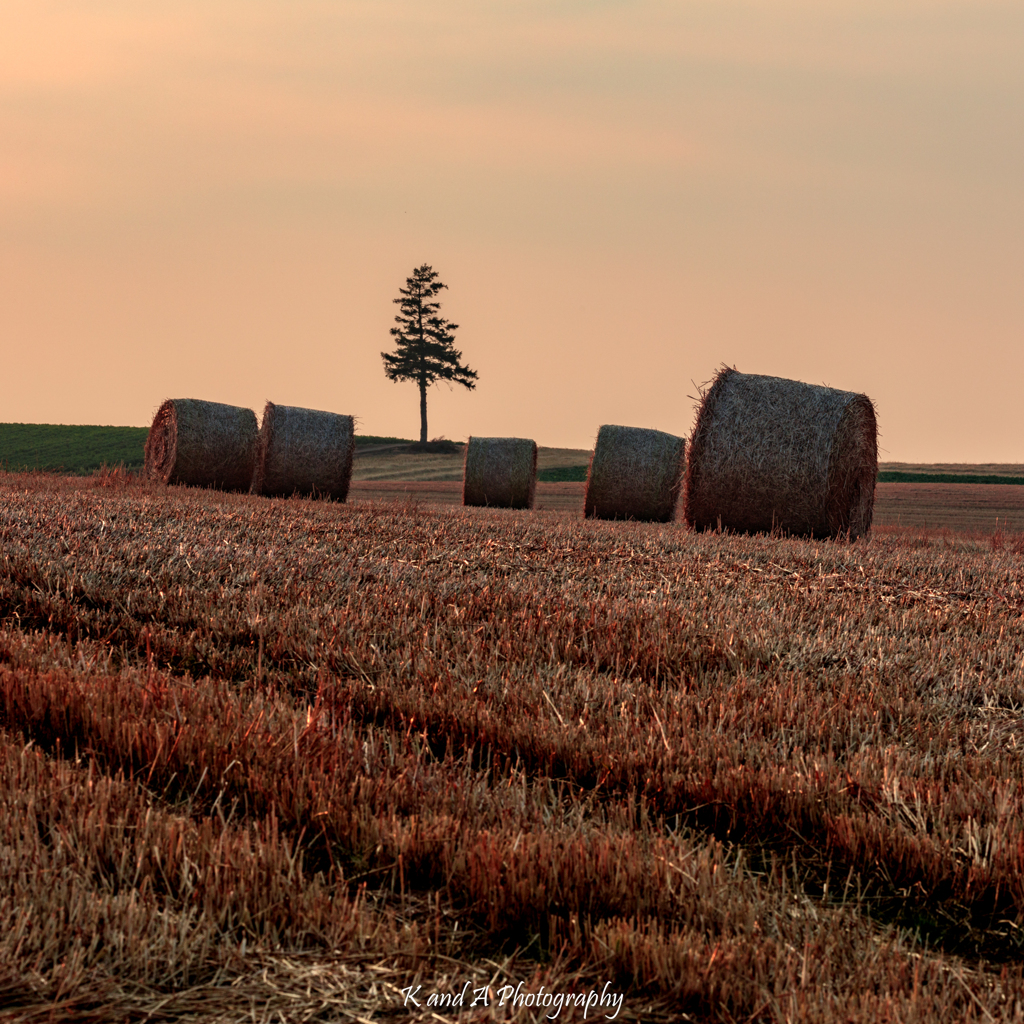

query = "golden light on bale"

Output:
[[144, 399, 258, 491], [250, 402, 355, 500], [584, 424, 686, 522], [462, 436, 538, 509], [684, 367, 877, 539]]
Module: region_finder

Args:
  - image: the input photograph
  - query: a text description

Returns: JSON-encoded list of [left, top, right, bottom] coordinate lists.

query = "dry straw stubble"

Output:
[[584, 424, 686, 522], [462, 436, 538, 509], [7, 475, 1024, 1019], [144, 398, 258, 491], [684, 366, 878, 539], [251, 402, 355, 500]]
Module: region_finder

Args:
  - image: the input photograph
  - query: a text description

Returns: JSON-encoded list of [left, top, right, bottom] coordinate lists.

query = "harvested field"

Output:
[[874, 482, 1024, 533], [4, 468, 1024, 1021], [352, 444, 590, 482], [352, 444, 465, 481], [457, 483, 1022, 535], [349, 479, 586, 512], [349, 480, 1024, 535]]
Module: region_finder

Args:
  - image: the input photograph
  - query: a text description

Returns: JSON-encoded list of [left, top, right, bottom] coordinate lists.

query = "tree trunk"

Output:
[[419, 377, 428, 444]]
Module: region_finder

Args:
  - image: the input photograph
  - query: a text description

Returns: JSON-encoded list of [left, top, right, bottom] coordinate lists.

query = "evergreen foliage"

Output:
[[381, 264, 477, 444]]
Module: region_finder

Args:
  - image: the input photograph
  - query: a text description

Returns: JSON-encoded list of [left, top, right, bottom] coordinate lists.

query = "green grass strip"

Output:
[[0, 424, 149, 474], [878, 472, 1024, 486], [536, 468, 1024, 485], [353, 435, 416, 446], [537, 465, 589, 482], [0, 423, 432, 473]]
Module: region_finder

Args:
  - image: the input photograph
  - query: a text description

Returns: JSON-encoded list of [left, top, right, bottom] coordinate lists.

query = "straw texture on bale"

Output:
[[462, 436, 538, 509], [144, 399, 258, 491], [584, 425, 686, 522], [684, 367, 878, 539], [251, 403, 355, 500]]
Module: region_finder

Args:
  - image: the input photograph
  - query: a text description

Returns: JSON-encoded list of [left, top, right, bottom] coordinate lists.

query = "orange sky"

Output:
[[1, 1, 1022, 459]]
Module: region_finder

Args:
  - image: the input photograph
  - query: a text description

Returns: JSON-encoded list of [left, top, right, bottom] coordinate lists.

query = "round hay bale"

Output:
[[251, 402, 355, 500], [684, 367, 877, 539], [462, 436, 538, 509], [584, 424, 686, 522], [144, 398, 258, 491]]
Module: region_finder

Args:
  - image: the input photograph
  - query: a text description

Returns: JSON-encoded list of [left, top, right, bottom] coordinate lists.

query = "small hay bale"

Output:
[[251, 402, 355, 500], [462, 436, 538, 509], [584, 424, 686, 522], [144, 398, 258, 491], [683, 367, 877, 539]]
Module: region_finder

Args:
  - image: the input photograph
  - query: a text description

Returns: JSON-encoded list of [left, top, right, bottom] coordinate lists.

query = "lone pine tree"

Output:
[[381, 264, 477, 445]]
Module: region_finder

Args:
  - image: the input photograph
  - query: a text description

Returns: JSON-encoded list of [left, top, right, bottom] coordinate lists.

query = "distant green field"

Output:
[[535, 468, 1024, 486], [6, 424, 1023, 487], [0, 424, 429, 475], [353, 435, 415, 446], [0, 424, 150, 474], [877, 471, 1024, 485], [537, 465, 589, 482]]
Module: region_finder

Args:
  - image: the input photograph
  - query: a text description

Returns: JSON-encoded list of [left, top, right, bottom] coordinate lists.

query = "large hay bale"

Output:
[[462, 436, 538, 509], [684, 367, 877, 539], [251, 402, 355, 500], [144, 399, 258, 491], [584, 425, 686, 522]]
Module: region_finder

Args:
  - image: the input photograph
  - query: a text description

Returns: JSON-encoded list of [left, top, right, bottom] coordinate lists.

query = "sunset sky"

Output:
[[2, 1, 1021, 460]]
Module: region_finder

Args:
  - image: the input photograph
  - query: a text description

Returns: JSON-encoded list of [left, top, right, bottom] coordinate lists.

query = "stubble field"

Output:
[[2, 470, 1024, 1022], [349, 479, 1024, 533]]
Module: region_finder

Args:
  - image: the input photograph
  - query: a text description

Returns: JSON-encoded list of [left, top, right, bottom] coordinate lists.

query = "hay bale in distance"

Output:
[[584, 425, 686, 522], [251, 402, 355, 500], [684, 367, 877, 539], [462, 436, 538, 509], [145, 399, 258, 491]]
